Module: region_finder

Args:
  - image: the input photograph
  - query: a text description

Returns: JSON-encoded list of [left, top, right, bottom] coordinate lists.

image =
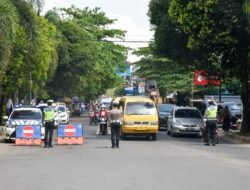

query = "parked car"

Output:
[[218, 102, 242, 126], [167, 107, 203, 137], [58, 105, 70, 124], [157, 104, 176, 130], [2, 107, 45, 142]]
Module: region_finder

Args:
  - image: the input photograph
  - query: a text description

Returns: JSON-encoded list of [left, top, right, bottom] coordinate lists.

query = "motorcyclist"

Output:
[[96, 104, 109, 135], [98, 104, 108, 118]]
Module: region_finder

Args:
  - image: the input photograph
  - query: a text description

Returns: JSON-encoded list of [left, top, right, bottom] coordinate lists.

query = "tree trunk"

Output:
[[240, 58, 250, 134], [0, 93, 5, 125]]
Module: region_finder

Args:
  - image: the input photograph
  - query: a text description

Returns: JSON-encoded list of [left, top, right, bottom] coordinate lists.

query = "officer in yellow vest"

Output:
[[43, 100, 55, 148], [204, 97, 218, 146]]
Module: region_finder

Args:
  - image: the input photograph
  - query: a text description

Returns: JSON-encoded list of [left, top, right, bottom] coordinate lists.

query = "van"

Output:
[[119, 96, 159, 140]]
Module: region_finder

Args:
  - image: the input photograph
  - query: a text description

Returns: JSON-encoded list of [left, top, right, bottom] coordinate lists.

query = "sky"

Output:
[[43, 0, 153, 62]]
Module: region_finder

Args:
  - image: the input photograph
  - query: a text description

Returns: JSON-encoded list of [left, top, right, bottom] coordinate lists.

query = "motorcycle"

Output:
[[98, 112, 108, 135], [89, 110, 97, 125]]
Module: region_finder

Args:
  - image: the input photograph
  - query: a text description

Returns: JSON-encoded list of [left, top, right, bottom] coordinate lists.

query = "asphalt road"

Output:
[[0, 117, 250, 190]]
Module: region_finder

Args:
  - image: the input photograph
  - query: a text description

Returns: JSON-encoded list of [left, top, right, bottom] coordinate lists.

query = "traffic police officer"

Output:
[[109, 101, 122, 148], [43, 100, 55, 148], [204, 97, 218, 146]]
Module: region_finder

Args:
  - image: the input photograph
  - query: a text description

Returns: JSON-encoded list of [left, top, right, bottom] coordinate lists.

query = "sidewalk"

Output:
[[0, 126, 4, 142], [0, 126, 3, 136], [220, 129, 250, 144]]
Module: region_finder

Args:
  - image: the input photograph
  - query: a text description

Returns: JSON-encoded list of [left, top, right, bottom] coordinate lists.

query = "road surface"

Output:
[[0, 117, 250, 190]]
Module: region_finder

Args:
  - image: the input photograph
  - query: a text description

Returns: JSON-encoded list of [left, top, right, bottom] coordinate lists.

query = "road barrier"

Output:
[[16, 125, 42, 146], [57, 124, 84, 145]]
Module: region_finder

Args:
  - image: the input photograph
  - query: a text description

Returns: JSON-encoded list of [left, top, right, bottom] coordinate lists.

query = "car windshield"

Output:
[[175, 109, 201, 119], [158, 104, 175, 112], [58, 106, 66, 112], [126, 102, 156, 115], [11, 110, 42, 119]]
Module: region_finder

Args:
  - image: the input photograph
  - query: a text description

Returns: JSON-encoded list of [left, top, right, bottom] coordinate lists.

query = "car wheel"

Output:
[[170, 126, 176, 137], [152, 134, 157, 141], [166, 127, 170, 135], [120, 130, 125, 140]]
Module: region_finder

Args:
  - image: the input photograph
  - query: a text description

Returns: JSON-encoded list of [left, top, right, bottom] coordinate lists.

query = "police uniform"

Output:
[[109, 104, 122, 148], [44, 105, 55, 148], [205, 104, 218, 145]]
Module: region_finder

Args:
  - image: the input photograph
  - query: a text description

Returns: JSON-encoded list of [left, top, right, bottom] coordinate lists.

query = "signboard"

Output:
[[16, 125, 41, 139], [194, 70, 221, 86], [58, 124, 83, 137]]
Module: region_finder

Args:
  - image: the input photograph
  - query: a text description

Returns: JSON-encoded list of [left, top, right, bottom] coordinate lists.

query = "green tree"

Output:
[[46, 7, 127, 99], [168, 0, 249, 133], [0, 0, 18, 83]]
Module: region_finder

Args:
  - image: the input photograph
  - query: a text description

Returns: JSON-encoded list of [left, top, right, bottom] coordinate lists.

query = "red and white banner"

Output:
[[194, 70, 221, 86]]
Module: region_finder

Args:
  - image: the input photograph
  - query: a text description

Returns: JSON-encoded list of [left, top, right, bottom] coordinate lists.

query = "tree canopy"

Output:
[[135, 0, 249, 133], [0, 1, 128, 123]]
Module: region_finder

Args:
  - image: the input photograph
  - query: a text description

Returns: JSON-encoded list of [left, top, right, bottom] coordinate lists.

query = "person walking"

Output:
[[204, 97, 218, 146], [43, 100, 55, 148], [220, 105, 231, 132], [109, 102, 122, 148]]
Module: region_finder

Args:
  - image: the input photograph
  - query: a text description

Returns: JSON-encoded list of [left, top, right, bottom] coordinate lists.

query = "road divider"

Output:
[[57, 124, 84, 145], [15, 125, 42, 146]]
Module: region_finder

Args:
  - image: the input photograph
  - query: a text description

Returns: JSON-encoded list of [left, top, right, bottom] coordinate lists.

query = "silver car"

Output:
[[167, 107, 203, 137]]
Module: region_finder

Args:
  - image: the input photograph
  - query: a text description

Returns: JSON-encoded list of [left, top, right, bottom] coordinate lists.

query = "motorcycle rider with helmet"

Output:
[[96, 104, 109, 135]]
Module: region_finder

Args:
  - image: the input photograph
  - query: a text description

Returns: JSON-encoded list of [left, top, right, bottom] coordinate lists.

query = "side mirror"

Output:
[[3, 116, 8, 120]]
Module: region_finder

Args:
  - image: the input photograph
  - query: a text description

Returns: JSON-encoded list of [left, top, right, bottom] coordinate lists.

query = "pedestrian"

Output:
[[204, 97, 218, 146], [109, 101, 123, 148], [43, 100, 55, 148], [6, 98, 13, 116], [220, 105, 231, 132], [81, 103, 86, 115]]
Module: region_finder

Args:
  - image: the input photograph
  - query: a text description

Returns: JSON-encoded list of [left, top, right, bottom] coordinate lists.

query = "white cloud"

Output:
[[43, 0, 153, 62]]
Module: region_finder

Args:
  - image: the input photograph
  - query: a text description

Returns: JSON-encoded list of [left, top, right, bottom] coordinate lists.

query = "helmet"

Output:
[[113, 101, 119, 106], [101, 104, 106, 108], [47, 99, 54, 105]]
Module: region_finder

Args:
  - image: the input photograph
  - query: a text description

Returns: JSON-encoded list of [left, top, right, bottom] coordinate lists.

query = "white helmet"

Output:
[[101, 104, 106, 108]]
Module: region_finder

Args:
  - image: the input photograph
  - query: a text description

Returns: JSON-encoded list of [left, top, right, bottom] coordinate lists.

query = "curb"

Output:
[[221, 132, 250, 144]]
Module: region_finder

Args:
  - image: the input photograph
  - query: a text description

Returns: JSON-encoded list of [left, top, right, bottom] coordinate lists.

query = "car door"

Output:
[[167, 110, 174, 131]]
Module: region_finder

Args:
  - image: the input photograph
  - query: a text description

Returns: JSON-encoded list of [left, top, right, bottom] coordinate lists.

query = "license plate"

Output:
[[136, 127, 146, 131]]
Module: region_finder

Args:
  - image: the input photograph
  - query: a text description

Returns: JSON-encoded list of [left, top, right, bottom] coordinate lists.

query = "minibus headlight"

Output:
[[124, 121, 134, 125], [150, 121, 158, 125]]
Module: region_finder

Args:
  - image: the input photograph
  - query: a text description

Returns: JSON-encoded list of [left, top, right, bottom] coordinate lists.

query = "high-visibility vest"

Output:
[[44, 107, 54, 122], [206, 105, 218, 119]]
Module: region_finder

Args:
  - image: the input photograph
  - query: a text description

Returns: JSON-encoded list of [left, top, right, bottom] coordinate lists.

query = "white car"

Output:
[[2, 107, 45, 142], [58, 105, 70, 124]]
